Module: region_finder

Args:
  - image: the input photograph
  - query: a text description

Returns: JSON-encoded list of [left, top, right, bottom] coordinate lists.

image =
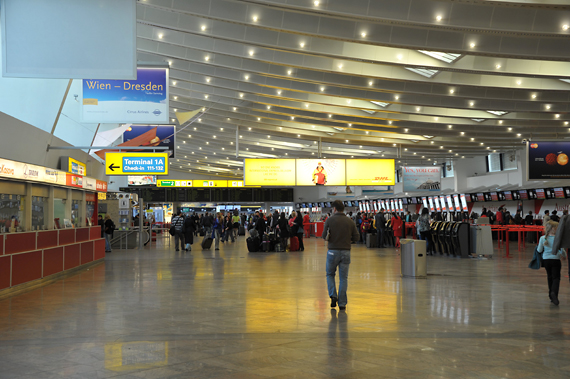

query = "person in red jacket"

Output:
[[303, 212, 311, 238], [312, 162, 327, 185], [391, 212, 403, 248]]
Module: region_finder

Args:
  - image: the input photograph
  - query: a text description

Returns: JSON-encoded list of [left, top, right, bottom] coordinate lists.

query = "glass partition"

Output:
[[0, 194, 24, 233], [31, 196, 48, 230]]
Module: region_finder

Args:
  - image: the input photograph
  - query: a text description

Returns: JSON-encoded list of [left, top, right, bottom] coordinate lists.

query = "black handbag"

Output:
[[169, 225, 176, 236]]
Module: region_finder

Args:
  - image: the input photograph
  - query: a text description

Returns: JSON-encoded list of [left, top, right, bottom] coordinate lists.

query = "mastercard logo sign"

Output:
[[530, 143, 538, 149]]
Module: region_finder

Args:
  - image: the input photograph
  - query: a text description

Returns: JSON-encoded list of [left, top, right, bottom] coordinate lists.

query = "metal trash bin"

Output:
[[400, 239, 427, 278]]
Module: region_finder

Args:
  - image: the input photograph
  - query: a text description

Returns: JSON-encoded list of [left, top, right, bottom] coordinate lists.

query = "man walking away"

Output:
[[322, 200, 360, 311], [171, 211, 185, 251], [202, 212, 213, 237], [375, 209, 387, 248]]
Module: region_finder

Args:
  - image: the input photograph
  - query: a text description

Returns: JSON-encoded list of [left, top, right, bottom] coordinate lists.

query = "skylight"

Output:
[[332, 127, 345, 132], [418, 50, 462, 64], [422, 135, 434, 139], [561, 79, 570, 84], [361, 109, 375, 114], [405, 67, 439, 78], [472, 119, 485, 123], [486, 110, 509, 116]]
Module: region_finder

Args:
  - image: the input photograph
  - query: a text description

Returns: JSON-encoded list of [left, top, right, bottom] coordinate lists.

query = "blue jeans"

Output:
[[105, 233, 112, 252], [326, 249, 351, 307]]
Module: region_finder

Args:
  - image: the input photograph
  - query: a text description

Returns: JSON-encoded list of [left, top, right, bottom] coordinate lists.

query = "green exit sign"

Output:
[[158, 180, 175, 187]]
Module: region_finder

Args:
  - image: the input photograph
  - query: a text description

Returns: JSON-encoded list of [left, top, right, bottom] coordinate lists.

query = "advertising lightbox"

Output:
[[296, 159, 346, 186], [82, 67, 169, 124], [527, 141, 570, 180], [345, 159, 395, 186], [402, 166, 441, 192], [244, 159, 296, 186]]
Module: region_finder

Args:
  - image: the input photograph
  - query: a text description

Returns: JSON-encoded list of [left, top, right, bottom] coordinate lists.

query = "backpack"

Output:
[[362, 219, 370, 231]]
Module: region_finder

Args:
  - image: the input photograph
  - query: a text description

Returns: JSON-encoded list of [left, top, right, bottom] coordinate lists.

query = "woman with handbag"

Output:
[[538, 221, 566, 305]]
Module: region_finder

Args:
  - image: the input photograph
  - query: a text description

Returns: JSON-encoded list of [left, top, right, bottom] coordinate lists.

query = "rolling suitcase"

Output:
[[289, 236, 299, 251], [274, 242, 284, 252], [201, 235, 213, 249], [366, 234, 377, 248], [238, 225, 245, 236], [247, 236, 260, 252]]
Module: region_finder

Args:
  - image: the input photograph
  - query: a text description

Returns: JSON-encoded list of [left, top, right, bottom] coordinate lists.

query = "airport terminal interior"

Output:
[[2, 0, 570, 378]]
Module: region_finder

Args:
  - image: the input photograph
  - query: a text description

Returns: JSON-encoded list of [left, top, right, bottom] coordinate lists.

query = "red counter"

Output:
[[0, 226, 104, 291], [314, 222, 324, 238]]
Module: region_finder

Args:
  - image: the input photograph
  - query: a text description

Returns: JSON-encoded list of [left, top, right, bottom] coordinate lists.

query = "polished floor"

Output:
[[1, 233, 569, 378]]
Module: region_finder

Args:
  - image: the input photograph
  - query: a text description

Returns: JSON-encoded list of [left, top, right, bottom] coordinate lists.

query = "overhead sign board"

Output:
[[402, 166, 441, 192], [82, 67, 169, 124], [345, 159, 395, 186], [61, 157, 87, 176], [194, 180, 228, 188], [527, 141, 570, 180], [105, 152, 169, 176], [157, 180, 192, 187]]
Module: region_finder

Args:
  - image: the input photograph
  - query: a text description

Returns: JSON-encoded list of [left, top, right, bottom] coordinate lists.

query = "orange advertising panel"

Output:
[[346, 159, 395, 186], [244, 159, 296, 186], [295, 159, 346, 186]]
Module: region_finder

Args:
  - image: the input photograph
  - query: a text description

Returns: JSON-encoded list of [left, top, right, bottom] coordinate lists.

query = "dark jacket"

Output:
[[104, 219, 114, 236], [525, 215, 534, 225], [322, 212, 360, 250], [98, 219, 104, 237], [293, 214, 303, 235], [201, 215, 213, 227], [255, 217, 266, 235], [552, 215, 570, 255], [183, 217, 195, 244], [374, 212, 386, 230], [277, 218, 289, 238]]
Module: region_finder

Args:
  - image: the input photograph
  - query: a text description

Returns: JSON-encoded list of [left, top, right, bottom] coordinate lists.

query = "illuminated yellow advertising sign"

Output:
[[193, 180, 228, 188], [244, 159, 296, 186], [296, 159, 346, 186], [346, 159, 395, 185], [67, 157, 86, 176]]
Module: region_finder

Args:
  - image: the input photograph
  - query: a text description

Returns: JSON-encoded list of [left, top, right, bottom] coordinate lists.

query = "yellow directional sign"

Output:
[[105, 152, 169, 176]]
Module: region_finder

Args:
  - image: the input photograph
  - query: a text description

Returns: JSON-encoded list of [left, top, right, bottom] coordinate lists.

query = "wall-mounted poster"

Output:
[[82, 67, 168, 124], [402, 166, 441, 192], [244, 159, 296, 186], [296, 159, 346, 186], [345, 159, 395, 186], [527, 141, 570, 180]]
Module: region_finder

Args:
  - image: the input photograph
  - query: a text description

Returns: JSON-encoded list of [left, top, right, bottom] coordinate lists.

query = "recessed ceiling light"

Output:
[[257, 117, 261, 121], [248, 50, 254, 56], [395, 95, 399, 100], [440, 146, 443, 149], [266, 105, 271, 110], [174, 108, 177, 112], [338, 64, 343, 69], [320, 87, 325, 92], [404, 148, 408, 151], [287, 70, 292, 75], [365, 131, 369, 134], [277, 90, 281, 95], [348, 123, 352, 127], [416, 107, 420, 112], [279, 127, 282, 130], [496, 64, 501, 69], [470, 137, 474, 141], [346, 140, 349, 143], [158, 33, 163, 39], [397, 54, 403, 60], [388, 121, 392, 125], [469, 42, 476, 48], [448, 125, 452, 129], [431, 141, 434, 144], [480, 142, 484, 145], [252, 15, 258, 22], [460, 132, 464, 135], [498, 120, 503, 124], [297, 134, 300, 137], [469, 102, 474, 106], [201, 25, 206, 31], [449, 89, 454, 94], [205, 56, 210, 61], [368, 81, 373, 86], [172, 81, 177, 86], [517, 133, 521, 137], [565, 121, 569, 126], [508, 127, 512, 131], [404, 129, 408, 132], [291, 116, 295, 120], [516, 80, 521, 85], [305, 103, 309, 108], [546, 105, 551, 110], [300, 42, 305, 48], [205, 78, 210, 83], [173, 96, 178, 100], [244, 75, 249, 80], [347, 99, 351, 104], [328, 114, 332, 118], [436, 15, 442, 21], [531, 94, 536, 99], [267, 135, 271, 138], [312, 125, 315, 128], [563, 24, 569, 31], [555, 114, 560, 118], [361, 32, 367, 38], [314, 0, 319, 5], [249, 127, 252, 130], [434, 117, 439, 121]]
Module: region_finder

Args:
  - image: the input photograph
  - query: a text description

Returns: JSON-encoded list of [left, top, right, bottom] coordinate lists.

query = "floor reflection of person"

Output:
[[312, 162, 327, 185]]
